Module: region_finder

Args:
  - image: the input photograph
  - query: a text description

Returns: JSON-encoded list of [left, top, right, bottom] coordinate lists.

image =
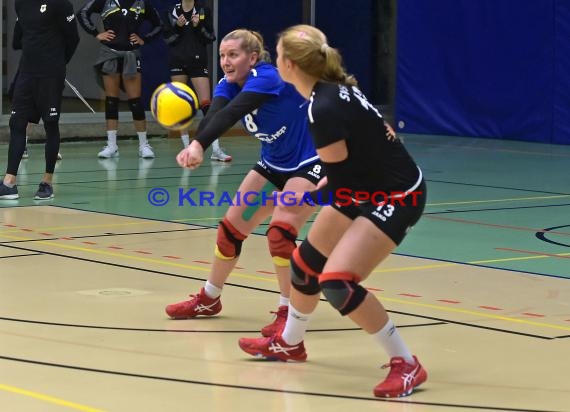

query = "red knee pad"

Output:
[[215, 218, 247, 260], [266, 221, 298, 267]]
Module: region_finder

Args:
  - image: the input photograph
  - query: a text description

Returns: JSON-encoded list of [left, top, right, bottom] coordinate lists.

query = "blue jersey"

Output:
[[214, 62, 318, 172]]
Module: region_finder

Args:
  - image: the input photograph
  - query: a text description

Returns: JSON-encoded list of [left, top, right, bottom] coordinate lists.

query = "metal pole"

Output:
[[212, 0, 219, 84], [310, 0, 315, 25], [65, 79, 96, 114]]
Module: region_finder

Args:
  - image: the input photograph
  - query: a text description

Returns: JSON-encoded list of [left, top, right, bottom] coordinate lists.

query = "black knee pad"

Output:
[[319, 272, 368, 316], [128, 97, 146, 121], [290, 240, 326, 295], [105, 96, 119, 120]]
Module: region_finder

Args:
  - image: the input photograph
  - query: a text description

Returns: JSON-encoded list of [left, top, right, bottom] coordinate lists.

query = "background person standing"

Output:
[[78, 0, 162, 159], [166, 0, 231, 161], [0, 0, 79, 200]]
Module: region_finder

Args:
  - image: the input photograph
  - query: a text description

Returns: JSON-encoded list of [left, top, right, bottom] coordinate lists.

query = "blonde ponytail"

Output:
[[279, 24, 357, 86]]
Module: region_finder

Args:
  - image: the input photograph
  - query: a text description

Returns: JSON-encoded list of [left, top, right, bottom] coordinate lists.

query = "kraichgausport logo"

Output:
[[147, 188, 423, 207]]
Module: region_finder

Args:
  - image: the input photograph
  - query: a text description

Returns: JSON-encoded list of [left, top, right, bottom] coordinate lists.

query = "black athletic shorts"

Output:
[[253, 159, 324, 191], [331, 179, 427, 245], [169, 55, 209, 78], [10, 72, 65, 123]]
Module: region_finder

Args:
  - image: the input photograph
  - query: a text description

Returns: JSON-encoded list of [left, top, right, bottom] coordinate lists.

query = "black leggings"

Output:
[[6, 120, 60, 176]]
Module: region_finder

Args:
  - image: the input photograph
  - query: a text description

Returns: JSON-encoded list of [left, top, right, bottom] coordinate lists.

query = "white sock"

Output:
[[107, 130, 118, 147], [3, 180, 15, 188], [281, 304, 311, 345], [137, 131, 148, 146], [204, 281, 222, 299], [372, 319, 414, 364], [279, 295, 290, 307], [212, 139, 221, 152], [181, 134, 190, 147]]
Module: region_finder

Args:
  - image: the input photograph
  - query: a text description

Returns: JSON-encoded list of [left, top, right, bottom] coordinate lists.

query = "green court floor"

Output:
[[1, 133, 569, 278]]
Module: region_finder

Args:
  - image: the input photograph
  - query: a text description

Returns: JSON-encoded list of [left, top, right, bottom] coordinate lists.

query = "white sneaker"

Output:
[[57, 152, 63, 160], [211, 148, 232, 162], [139, 143, 155, 158], [98, 145, 119, 158]]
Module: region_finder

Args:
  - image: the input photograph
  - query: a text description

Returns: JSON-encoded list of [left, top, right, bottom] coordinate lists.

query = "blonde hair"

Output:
[[278, 24, 357, 86], [222, 29, 272, 63]]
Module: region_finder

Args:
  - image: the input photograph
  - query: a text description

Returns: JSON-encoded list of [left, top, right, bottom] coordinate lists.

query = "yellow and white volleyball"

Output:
[[150, 82, 199, 131]]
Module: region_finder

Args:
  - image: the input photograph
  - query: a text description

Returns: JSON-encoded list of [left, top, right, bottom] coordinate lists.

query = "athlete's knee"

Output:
[[266, 221, 298, 267], [290, 240, 327, 295], [128, 97, 145, 121], [43, 121, 60, 140], [215, 217, 248, 260], [9, 114, 28, 135], [319, 271, 368, 316], [105, 96, 119, 120]]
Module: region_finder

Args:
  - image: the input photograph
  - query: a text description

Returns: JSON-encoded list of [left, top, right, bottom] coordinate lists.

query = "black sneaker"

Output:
[[0, 183, 19, 200], [34, 182, 54, 200]]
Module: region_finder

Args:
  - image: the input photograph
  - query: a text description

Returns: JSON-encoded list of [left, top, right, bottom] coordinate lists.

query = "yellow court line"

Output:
[[471, 253, 570, 264], [2, 232, 568, 331], [426, 194, 570, 207], [1, 221, 158, 233], [374, 251, 570, 273], [0, 384, 105, 412], [0, 218, 223, 234], [380, 296, 570, 332], [0, 232, 277, 284]]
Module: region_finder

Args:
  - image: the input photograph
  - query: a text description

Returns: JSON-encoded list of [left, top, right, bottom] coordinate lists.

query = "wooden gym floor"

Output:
[[1, 133, 569, 411]]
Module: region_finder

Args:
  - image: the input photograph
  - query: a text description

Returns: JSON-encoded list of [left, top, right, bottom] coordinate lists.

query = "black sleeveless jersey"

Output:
[[79, 0, 162, 51], [167, 2, 215, 62], [308, 81, 421, 193]]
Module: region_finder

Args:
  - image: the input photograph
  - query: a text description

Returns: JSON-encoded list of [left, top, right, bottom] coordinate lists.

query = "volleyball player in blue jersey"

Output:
[[167, 29, 324, 337]]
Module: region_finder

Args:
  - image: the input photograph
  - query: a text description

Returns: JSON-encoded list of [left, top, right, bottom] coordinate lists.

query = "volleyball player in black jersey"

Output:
[[238, 25, 428, 398], [166, 0, 230, 161], [0, 0, 79, 201], [78, 0, 162, 159]]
